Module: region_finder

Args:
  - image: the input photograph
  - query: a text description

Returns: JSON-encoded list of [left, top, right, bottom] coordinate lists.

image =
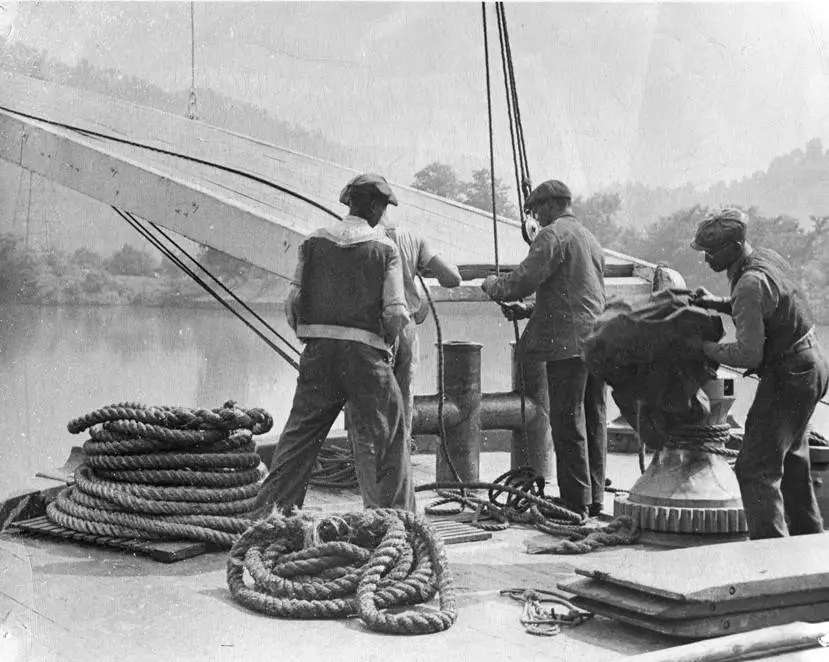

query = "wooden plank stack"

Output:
[[557, 533, 829, 639]]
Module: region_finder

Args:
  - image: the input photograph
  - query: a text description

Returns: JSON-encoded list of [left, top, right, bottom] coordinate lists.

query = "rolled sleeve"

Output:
[[417, 237, 438, 271], [703, 272, 775, 369], [486, 230, 562, 302]]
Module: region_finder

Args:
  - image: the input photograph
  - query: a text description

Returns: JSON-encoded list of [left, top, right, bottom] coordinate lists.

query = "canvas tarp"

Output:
[[583, 289, 724, 449]]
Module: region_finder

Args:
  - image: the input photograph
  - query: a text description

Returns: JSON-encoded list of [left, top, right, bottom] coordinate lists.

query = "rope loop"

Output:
[[487, 466, 545, 513], [227, 510, 457, 634]]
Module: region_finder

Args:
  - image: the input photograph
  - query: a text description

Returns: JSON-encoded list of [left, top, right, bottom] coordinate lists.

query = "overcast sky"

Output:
[[3, 1, 829, 195]]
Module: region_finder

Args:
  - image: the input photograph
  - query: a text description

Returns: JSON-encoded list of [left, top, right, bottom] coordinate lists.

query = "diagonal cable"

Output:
[[112, 206, 300, 370]]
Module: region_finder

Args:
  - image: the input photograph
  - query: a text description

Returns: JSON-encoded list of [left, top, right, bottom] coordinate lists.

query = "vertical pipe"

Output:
[[436, 341, 483, 483], [510, 342, 554, 478]]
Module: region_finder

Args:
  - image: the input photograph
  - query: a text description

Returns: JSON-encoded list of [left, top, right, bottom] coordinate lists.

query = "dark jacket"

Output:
[[486, 214, 606, 361]]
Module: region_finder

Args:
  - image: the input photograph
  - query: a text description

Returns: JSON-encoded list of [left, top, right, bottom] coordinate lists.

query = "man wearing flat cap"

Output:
[[481, 179, 607, 519], [690, 206, 828, 539], [338, 176, 462, 507], [257, 173, 415, 515]]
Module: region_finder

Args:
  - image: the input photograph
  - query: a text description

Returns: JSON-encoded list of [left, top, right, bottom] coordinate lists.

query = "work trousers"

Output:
[[546, 357, 607, 511], [735, 346, 829, 539], [257, 338, 415, 515], [347, 322, 419, 508]]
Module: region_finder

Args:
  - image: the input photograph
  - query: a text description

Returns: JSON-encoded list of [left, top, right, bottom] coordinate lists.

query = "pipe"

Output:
[[509, 344, 553, 479], [411, 341, 551, 481], [434, 341, 483, 483]]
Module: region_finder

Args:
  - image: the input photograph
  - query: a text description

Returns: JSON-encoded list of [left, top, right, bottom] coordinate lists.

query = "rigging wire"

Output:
[[136, 210, 299, 359], [499, 3, 531, 199], [112, 206, 301, 370], [495, 4, 525, 246], [481, 2, 500, 276], [483, 1, 530, 449], [495, 2, 533, 244]]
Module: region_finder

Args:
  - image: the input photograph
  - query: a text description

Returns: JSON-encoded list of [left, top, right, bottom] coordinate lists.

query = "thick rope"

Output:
[[417, 472, 641, 553], [227, 510, 457, 634], [309, 446, 359, 489], [525, 516, 640, 555], [48, 401, 274, 548], [665, 424, 740, 458], [84, 429, 255, 455], [419, 478, 582, 526], [67, 402, 273, 435]]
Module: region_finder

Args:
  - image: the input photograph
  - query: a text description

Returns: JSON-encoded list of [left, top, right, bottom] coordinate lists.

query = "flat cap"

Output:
[[339, 173, 398, 206], [690, 207, 748, 251], [524, 179, 571, 212]]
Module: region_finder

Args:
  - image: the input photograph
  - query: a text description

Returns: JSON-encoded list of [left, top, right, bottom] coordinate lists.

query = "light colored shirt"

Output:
[[703, 261, 777, 369], [384, 225, 438, 324]]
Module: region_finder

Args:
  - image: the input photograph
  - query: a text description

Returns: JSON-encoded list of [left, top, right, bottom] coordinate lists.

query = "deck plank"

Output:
[[571, 595, 829, 639], [576, 533, 829, 602], [559, 576, 829, 620]]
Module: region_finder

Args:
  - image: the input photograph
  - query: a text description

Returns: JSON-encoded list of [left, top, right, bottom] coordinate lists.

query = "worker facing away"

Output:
[[339, 175, 462, 507], [481, 179, 607, 519], [255, 173, 416, 516], [690, 207, 828, 539]]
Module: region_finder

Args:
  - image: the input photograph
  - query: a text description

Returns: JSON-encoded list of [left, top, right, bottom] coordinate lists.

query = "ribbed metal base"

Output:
[[614, 494, 748, 534]]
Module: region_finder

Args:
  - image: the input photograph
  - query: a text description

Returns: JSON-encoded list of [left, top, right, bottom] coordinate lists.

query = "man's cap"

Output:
[[524, 179, 571, 212], [339, 173, 398, 207], [690, 207, 748, 251]]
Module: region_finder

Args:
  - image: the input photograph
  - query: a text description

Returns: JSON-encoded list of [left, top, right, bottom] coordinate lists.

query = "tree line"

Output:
[[0, 236, 284, 306], [3, 39, 829, 320], [411, 162, 829, 323]]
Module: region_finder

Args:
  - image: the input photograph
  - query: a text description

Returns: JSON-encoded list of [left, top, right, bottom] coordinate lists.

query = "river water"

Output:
[[3, 303, 829, 499], [0, 302, 521, 497]]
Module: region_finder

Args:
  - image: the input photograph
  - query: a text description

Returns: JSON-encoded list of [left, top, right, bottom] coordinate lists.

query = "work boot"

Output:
[[588, 503, 603, 518]]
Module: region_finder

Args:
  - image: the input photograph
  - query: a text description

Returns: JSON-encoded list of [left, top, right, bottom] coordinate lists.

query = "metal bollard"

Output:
[[435, 341, 482, 483], [509, 343, 554, 479]]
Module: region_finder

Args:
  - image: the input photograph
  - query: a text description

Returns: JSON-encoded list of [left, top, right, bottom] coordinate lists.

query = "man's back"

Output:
[[290, 217, 408, 349], [526, 215, 606, 361]]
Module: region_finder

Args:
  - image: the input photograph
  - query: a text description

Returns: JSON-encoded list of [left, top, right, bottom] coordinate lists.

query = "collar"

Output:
[[343, 214, 370, 225], [318, 214, 382, 245], [727, 247, 754, 282]]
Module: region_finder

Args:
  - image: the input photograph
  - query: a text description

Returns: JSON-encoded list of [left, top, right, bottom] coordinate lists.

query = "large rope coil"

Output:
[[48, 401, 273, 548], [227, 509, 457, 635]]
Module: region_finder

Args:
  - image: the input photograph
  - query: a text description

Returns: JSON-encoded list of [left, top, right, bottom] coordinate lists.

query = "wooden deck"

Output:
[[0, 452, 688, 662]]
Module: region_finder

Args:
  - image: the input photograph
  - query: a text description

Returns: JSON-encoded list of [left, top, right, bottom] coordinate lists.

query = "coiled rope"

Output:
[[308, 446, 359, 489], [227, 509, 457, 635], [48, 401, 273, 548], [416, 470, 640, 553]]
